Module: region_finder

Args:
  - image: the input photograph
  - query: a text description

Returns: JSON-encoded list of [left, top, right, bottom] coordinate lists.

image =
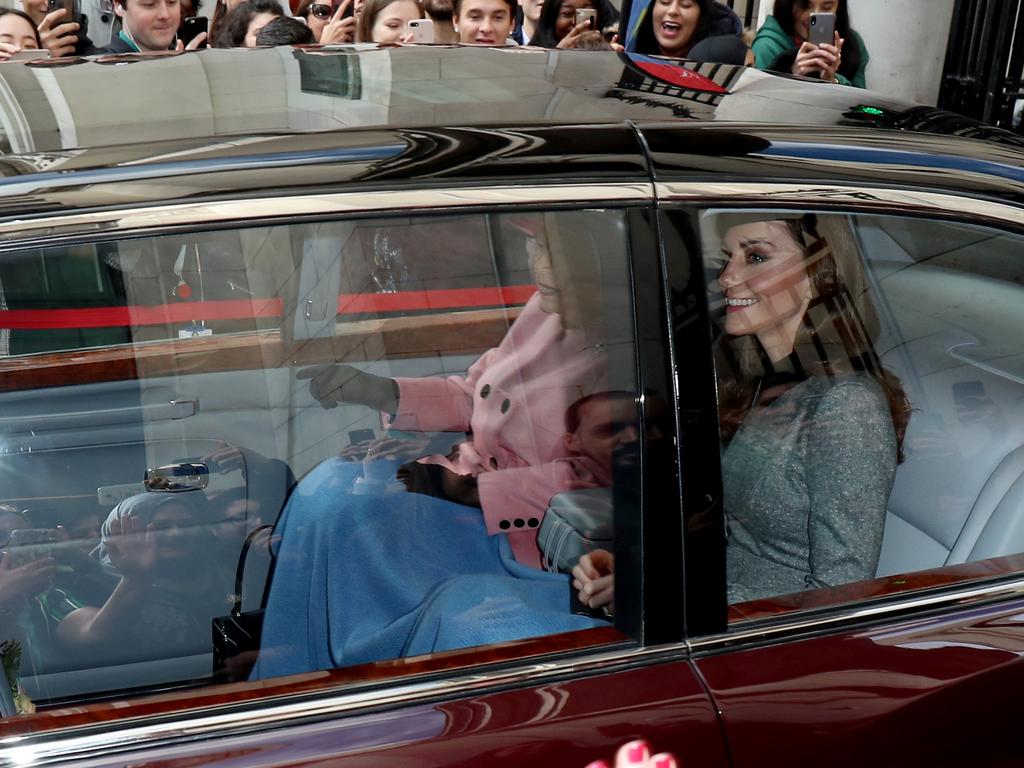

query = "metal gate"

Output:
[[938, 0, 1024, 130]]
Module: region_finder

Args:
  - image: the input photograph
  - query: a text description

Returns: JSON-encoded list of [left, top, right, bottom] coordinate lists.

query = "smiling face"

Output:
[[0, 12, 38, 51], [454, 0, 512, 44], [792, 0, 838, 42], [370, 0, 421, 42], [718, 221, 813, 361], [121, 0, 182, 51], [651, 0, 699, 57]]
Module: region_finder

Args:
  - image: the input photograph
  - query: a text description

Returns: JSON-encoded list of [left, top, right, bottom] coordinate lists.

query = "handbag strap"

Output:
[[233, 524, 273, 616]]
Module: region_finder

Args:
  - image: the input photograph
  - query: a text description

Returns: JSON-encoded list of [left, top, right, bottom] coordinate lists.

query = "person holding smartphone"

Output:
[[20, 0, 92, 57], [295, 0, 355, 43], [529, 0, 617, 49], [100, 0, 207, 51], [0, 9, 42, 60], [354, 0, 422, 43], [751, 0, 869, 87], [295, 0, 333, 40]]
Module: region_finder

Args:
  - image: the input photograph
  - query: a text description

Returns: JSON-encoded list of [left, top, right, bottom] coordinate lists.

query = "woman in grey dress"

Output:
[[713, 213, 909, 603], [573, 214, 910, 612]]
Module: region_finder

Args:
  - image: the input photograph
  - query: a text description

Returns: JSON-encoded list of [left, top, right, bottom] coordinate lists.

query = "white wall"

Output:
[[753, 0, 956, 106], [851, 0, 955, 105]]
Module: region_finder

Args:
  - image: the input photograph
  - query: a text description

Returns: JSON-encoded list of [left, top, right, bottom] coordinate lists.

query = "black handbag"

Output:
[[212, 524, 272, 682]]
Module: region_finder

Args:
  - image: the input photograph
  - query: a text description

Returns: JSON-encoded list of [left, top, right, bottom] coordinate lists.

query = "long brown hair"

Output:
[[356, 0, 423, 41], [715, 214, 910, 458], [209, 0, 227, 44]]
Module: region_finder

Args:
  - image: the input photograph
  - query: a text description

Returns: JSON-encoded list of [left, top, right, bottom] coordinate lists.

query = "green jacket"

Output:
[[751, 14, 869, 89]]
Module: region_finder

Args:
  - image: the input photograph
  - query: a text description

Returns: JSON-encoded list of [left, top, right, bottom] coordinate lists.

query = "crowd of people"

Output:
[[0, 0, 870, 88]]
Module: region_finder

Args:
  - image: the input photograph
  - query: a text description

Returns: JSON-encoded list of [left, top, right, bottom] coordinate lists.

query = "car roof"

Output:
[[0, 46, 1022, 215], [3, 46, 1015, 152]]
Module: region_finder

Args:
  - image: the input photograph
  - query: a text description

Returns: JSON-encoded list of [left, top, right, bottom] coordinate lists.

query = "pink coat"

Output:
[[385, 293, 609, 568]]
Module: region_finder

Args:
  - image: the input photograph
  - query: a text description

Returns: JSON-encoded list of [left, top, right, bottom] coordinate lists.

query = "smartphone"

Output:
[[180, 16, 208, 48], [575, 7, 597, 31], [8, 49, 52, 61], [808, 11, 836, 47], [568, 578, 610, 619], [406, 17, 433, 43], [45, 0, 79, 21], [7, 528, 59, 568]]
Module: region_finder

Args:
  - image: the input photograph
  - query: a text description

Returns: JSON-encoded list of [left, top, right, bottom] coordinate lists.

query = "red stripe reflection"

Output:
[[0, 286, 536, 330]]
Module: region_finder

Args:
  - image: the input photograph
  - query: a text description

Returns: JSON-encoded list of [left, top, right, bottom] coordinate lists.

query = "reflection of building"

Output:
[[0, 46, 764, 163], [939, 0, 1024, 132]]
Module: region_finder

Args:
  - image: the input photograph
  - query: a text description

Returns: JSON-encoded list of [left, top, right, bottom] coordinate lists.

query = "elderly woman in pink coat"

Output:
[[253, 215, 623, 679]]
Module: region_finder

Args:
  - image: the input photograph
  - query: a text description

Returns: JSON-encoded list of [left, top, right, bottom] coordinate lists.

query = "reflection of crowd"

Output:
[[0, 0, 872, 91], [0, 448, 286, 684]]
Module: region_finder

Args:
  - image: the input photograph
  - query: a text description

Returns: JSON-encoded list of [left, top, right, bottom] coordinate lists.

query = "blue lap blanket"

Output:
[[252, 458, 605, 679]]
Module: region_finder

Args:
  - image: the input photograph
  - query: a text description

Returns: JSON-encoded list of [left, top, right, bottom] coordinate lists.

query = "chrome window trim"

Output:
[[655, 182, 1024, 226], [662, 179, 1024, 652], [0, 640, 689, 767], [691, 573, 1024, 654], [0, 183, 655, 247]]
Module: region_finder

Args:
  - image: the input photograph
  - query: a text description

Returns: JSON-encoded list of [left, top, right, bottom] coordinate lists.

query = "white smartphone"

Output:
[[575, 7, 597, 31], [406, 18, 434, 43], [8, 49, 52, 62], [808, 12, 836, 47]]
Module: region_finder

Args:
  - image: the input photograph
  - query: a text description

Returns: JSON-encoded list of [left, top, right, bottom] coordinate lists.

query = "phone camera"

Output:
[[810, 16, 816, 25]]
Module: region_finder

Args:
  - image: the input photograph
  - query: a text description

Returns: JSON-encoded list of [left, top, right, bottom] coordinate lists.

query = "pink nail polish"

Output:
[[624, 740, 649, 764], [584, 761, 611, 768], [653, 754, 677, 768]]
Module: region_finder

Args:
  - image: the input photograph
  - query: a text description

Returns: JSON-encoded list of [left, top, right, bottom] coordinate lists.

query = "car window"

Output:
[[0, 207, 641, 715], [694, 209, 1024, 621]]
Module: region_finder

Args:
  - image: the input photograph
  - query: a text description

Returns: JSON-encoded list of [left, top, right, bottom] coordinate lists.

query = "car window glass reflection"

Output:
[[704, 211, 1024, 620], [255, 210, 639, 679], [704, 212, 908, 607], [0, 208, 639, 713]]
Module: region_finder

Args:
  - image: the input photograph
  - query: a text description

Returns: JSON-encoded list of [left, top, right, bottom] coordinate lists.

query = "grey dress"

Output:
[[723, 373, 898, 604]]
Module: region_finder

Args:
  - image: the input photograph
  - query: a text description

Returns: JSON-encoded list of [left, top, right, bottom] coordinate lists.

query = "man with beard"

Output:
[[422, 0, 457, 42]]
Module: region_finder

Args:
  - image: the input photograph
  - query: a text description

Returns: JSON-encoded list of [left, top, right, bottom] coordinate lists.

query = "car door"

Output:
[[0, 184, 729, 768], [658, 174, 1024, 767]]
